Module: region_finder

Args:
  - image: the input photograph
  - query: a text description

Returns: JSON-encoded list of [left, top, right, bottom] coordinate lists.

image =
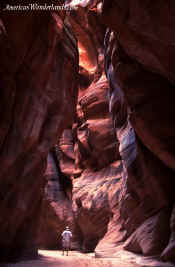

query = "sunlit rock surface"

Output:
[[102, 0, 175, 262], [0, 5, 78, 262], [59, 1, 123, 253], [4, 249, 175, 267]]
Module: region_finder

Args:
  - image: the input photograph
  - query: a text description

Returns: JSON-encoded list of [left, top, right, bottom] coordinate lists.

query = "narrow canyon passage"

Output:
[[1, 0, 175, 266]]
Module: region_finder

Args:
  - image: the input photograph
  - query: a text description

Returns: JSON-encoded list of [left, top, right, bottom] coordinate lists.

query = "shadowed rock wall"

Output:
[[0, 4, 78, 262], [101, 0, 175, 262], [37, 150, 74, 250], [2, 0, 175, 264]]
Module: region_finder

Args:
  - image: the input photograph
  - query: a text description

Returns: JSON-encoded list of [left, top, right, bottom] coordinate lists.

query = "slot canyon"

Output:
[[1, 1, 175, 266]]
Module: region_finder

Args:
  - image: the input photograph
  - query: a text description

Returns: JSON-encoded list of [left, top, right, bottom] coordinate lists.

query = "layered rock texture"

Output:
[[56, 0, 175, 263], [1, 0, 175, 265], [101, 0, 175, 262], [57, 2, 123, 253], [0, 3, 78, 262]]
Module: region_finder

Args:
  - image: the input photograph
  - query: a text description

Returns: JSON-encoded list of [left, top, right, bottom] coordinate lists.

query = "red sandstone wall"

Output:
[[1, 0, 175, 264], [101, 0, 175, 262], [0, 5, 78, 261]]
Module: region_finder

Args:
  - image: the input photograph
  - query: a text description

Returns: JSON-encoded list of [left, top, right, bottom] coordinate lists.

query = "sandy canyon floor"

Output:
[[4, 249, 175, 267]]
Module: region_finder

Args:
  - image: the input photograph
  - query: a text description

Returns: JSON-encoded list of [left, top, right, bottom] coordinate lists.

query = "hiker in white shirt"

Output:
[[61, 226, 72, 256]]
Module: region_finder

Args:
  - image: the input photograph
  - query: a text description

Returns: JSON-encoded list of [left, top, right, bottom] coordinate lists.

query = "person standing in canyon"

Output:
[[61, 226, 72, 256]]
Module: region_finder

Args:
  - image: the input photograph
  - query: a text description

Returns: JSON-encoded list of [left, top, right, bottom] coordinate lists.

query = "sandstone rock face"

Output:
[[0, 6, 78, 262], [58, 1, 123, 253], [60, 1, 119, 175], [72, 162, 122, 252], [124, 207, 171, 256], [2, 0, 175, 264], [75, 73, 119, 173], [37, 150, 74, 250], [59, 129, 75, 178], [102, 0, 175, 262]]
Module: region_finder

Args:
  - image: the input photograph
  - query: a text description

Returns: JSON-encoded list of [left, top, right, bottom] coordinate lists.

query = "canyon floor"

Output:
[[4, 249, 175, 267]]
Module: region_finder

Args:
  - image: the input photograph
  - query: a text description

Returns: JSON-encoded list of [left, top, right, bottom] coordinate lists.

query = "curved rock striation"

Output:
[[102, 0, 175, 262], [2, 0, 175, 263], [58, 1, 123, 253], [72, 161, 122, 252]]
